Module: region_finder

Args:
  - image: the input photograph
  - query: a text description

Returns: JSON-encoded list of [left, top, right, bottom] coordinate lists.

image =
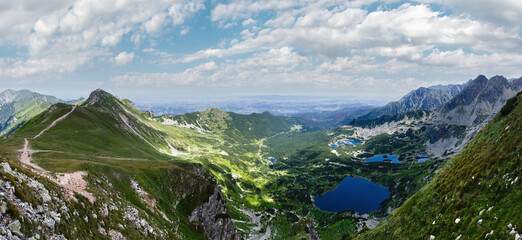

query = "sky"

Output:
[[0, 0, 521, 103]]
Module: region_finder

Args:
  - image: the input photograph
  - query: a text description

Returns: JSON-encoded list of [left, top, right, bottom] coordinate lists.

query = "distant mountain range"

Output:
[[359, 84, 465, 119]]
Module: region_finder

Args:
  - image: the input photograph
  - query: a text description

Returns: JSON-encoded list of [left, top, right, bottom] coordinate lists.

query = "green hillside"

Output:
[[162, 108, 298, 142], [0, 90, 61, 136], [357, 92, 522, 239]]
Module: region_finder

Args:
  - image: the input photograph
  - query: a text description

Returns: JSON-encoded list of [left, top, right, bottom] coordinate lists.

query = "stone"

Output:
[[0, 201, 7, 214], [9, 220, 23, 237], [189, 186, 243, 240], [43, 217, 56, 229]]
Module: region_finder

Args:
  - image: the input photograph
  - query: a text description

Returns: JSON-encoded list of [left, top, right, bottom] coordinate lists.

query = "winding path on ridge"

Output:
[[17, 105, 96, 203], [34, 105, 76, 139]]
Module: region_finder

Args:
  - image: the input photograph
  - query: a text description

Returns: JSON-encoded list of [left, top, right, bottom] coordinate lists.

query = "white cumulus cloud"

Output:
[[115, 51, 135, 66]]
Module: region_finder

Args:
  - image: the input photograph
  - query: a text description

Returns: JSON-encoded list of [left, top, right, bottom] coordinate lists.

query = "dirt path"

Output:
[[18, 137, 96, 203], [34, 105, 76, 139], [18, 138, 46, 172]]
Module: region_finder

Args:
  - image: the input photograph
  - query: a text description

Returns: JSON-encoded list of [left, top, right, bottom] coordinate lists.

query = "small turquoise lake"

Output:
[[343, 140, 360, 145], [329, 139, 360, 148], [313, 176, 390, 213], [364, 154, 400, 164]]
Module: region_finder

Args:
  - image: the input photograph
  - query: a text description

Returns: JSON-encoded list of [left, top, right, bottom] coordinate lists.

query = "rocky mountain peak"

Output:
[[86, 89, 115, 106]]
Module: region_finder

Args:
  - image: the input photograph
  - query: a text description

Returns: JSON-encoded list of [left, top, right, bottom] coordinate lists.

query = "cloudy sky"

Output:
[[0, 0, 521, 102]]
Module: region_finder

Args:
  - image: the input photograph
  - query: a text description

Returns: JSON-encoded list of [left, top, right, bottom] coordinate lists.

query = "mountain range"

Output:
[[358, 83, 465, 119], [0, 75, 520, 239]]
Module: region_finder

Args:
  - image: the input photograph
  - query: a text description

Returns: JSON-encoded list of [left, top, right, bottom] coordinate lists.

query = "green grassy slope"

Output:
[[164, 108, 298, 142], [357, 92, 522, 240]]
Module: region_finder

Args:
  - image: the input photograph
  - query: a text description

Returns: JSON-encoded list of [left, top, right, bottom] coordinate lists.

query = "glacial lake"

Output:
[[364, 154, 400, 164], [313, 176, 390, 213]]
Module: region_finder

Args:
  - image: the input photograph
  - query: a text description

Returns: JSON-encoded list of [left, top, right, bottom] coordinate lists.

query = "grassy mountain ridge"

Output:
[[164, 108, 297, 138], [356, 92, 522, 239]]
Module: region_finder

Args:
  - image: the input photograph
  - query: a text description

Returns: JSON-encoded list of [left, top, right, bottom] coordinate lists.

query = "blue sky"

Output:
[[0, 0, 521, 103]]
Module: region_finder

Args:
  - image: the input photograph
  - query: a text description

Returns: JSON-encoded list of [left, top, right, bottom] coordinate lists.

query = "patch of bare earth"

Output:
[[54, 172, 96, 203]]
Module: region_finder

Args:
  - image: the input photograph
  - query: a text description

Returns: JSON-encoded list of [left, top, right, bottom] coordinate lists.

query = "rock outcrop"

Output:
[[190, 186, 243, 240]]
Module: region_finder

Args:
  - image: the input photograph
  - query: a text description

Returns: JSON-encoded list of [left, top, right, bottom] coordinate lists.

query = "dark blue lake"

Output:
[[364, 154, 400, 164], [417, 158, 430, 163], [267, 157, 276, 163], [313, 176, 390, 213]]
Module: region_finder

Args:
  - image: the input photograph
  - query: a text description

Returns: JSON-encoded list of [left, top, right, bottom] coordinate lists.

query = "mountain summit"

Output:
[[434, 75, 522, 125], [86, 88, 116, 106]]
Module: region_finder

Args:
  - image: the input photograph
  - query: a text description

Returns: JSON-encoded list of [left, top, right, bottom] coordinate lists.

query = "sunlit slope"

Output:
[[357, 92, 522, 240], [162, 108, 298, 141]]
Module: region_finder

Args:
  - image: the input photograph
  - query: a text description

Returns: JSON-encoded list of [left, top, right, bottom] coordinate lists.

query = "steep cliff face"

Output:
[[190, 186, 243, 240]]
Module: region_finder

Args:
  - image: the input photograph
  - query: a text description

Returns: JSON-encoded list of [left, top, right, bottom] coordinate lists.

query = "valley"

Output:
[[0, 75, 520, 239]]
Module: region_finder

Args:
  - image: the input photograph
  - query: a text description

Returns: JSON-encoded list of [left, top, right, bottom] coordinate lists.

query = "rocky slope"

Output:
[[433, 75, 522, 125], [357, 91, 521, 240], [345, 75, 521, 159]]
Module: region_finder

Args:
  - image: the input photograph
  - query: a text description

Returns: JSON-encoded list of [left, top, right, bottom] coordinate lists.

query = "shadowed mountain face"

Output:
[[433, 75, 522, 125], [0, 89, 61, 136], [357, 91, 522, 240]]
